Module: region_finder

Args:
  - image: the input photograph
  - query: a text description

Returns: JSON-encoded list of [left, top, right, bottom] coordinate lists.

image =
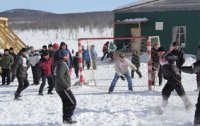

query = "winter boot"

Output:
[[63, 118, 77, 124], [14, 93, 22, 101]]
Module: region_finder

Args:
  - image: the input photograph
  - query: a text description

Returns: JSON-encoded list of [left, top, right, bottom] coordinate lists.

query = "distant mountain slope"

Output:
[[0, 9, 114, 30]]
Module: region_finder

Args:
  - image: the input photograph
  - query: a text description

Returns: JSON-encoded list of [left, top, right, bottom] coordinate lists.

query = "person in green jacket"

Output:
[[55, 49, 77, 124], [0, 49, 14, 85]]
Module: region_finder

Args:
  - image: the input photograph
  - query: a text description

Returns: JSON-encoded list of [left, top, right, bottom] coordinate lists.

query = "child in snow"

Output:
[[131, 50, 142, 78], [108, 53, 137, 94], [55, 49, 77, 124], [38, 51, 54, 95]]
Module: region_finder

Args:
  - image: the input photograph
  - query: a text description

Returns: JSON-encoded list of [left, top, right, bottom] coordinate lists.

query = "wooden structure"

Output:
[[0, 17, 26, 53]]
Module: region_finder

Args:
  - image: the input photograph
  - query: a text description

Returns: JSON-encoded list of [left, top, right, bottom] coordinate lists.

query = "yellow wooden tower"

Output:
[[0, 17, 27, 53]]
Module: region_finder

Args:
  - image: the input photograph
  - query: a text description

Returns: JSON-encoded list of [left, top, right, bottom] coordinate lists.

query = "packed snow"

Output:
[[0, 29, 199, 126]]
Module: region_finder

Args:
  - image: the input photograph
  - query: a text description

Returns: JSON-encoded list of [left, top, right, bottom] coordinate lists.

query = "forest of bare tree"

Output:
[[0, 9, 114, 30]]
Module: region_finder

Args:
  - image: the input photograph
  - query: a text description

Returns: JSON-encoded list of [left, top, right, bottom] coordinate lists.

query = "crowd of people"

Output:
[[1, 40, 200, 125], [0, 42, 79, 124]]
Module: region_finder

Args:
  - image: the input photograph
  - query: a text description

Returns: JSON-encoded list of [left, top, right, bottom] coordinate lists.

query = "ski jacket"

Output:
[[108, 42, 117, 53], [83, 49, 90, 62], [73, 53, 79, 69], [39, 57, 53, 76], [115, 58, 137, 76], [160, 52, 180, 80], [102, 42, 109, 53], [91, 48, 97, 60], [131, 54, 140, 68], [171, 49, 185, 69], [55, 60, 71, 91], [29, 51, 40, 66], [0, 54, 14, 69], [13, 55, 29, 78], [48, 50, 56, 60]]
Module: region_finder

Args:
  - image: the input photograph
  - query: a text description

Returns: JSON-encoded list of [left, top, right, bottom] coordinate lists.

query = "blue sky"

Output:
[[0, 0, 138, 14]]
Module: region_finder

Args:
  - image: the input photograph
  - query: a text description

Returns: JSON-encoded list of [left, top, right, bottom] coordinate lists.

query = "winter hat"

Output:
[[172, 41, 180, 46], [42, 51, 49, 56], [42, 45, 47, 49], [9, 47, 14, 50], [157, 47, 165, 52], [4, 48, 9, 52], [53, 43, 59, 50], [58, 49, 68, 58], [20, 48, 27, 52], [48, 44, 53, 48]]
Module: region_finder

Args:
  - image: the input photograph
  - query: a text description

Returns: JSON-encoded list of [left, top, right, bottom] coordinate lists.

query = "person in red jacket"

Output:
[[38, 51, 54, 95]]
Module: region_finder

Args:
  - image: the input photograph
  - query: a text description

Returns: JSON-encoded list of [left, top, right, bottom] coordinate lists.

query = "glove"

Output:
[[120, 75, 125, 81]]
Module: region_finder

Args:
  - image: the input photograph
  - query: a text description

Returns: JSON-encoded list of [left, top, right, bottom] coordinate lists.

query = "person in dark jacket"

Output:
[[0, 49, 14, 85], [101, 41, 109, 61], [83, 46, 90, 69], [48, 44, 56, 60], [181, 61, 200, 125], [9, 47, 17, 82], [156, 47, 192, 114], [171, 41, 185, 70], [38, 51, 54, 95], [39, 45, 48, 56], [195, 44, 200, 91], [151, 43, 163, 86], [73, 52, 79, 78], [13, 48, 30, 100], [131, 50, 142, 78], [55, 49, 77, 124]]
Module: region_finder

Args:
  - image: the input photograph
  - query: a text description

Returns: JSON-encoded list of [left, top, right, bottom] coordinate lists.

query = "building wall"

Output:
[[114, 10, 200, 54]]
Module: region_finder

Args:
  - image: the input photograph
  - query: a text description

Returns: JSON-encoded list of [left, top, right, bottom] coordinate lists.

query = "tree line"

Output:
[[0, 9, 114, 30]]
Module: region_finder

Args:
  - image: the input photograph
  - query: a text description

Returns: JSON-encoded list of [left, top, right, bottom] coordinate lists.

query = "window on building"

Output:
[[172, 26, 186, 47]]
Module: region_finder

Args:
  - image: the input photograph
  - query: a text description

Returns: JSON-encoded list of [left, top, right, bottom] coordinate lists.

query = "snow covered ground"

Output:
[[0, 29, 199, 126]]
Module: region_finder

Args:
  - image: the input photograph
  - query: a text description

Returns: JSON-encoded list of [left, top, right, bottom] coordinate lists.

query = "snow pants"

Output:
[[161, 78, 192, 110], [57, 89, 76, 121], [31, 65, 40, 84], [15, 77, 29, 97], [162, 78, 185, 100], [131, 67, 142, 78], [2, 68, 11, 85], [39, 75, 54, 94]]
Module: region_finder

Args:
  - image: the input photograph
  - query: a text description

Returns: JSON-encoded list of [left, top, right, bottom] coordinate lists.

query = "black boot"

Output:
[[14, 93, 22, 101], [63, 118, 77, 124]]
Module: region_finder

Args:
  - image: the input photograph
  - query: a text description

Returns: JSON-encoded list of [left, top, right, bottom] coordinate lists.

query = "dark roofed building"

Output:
[[113, 0, 200, 54]]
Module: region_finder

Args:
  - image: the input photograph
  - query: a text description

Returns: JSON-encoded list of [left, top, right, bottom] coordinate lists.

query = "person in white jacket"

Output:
[[29, 46, 41, 85], [108, 53, 137, 94]]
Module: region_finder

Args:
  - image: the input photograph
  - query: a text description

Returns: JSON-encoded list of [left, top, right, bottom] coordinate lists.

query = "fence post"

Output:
[[78, 40, 84, 85]]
